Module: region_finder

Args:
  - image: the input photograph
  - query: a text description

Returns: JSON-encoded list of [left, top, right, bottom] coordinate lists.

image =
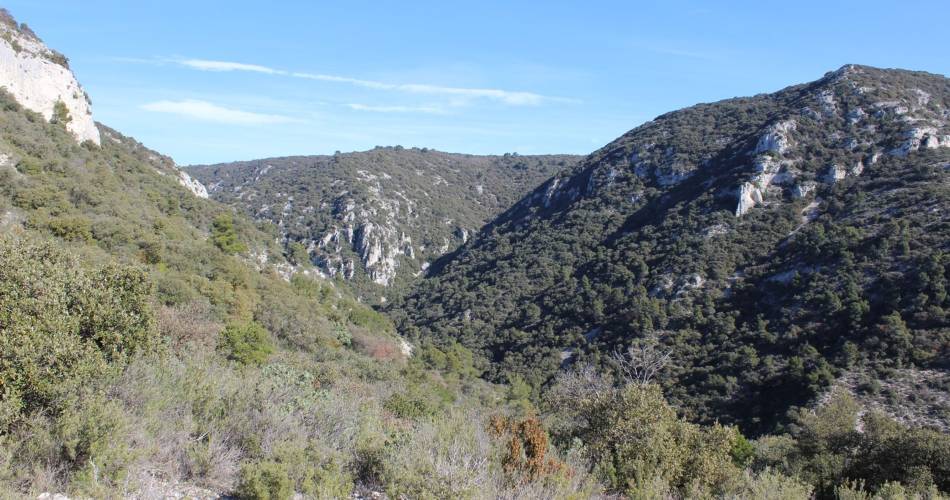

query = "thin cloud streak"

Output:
[[180, 59, 283, 74], [177, 59, 572, 106], [141, 99, 300, 125]]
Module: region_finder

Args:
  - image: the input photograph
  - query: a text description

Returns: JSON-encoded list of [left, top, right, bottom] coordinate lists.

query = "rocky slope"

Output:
[[394, 65, 950, 434], [188, 149, 577, 299], [0, 9, 98, 145]]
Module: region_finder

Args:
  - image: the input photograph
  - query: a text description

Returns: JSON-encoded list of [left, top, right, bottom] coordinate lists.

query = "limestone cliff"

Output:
[[0, 10, 99, 145]]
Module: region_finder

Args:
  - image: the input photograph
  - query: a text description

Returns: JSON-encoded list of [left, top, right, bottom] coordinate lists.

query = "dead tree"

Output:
[[612, 331, 673, 385]]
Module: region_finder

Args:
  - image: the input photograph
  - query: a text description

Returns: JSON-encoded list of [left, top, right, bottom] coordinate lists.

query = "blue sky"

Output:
[[7, 1, 949, 165]]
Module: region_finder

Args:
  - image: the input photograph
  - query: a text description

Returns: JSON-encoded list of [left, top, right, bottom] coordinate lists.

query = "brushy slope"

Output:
[[0, 86, 518, 497], [394, 65, 950, 435]]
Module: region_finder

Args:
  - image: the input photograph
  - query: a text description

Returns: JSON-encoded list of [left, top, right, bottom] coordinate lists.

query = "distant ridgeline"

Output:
[[393, 65, 950, 435], [188, 149, 578, 300]]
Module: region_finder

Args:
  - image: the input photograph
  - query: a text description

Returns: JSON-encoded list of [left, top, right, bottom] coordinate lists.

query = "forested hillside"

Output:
[[394, 65, 950, 435], [188, 149, 577, 300]]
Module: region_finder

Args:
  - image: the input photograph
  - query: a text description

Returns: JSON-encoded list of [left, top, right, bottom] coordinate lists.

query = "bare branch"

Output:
[[612, 332, 673, 385]]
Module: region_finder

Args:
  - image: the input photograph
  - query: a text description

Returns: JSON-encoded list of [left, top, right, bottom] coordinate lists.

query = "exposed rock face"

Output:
[[0, 12, 99, 145], [753, 120, 797, 155], [794, 181, 817, 198], [177, 170, 209, 198], [188, 149, 578, 297], [890, 126, 950, 157], [735, 182, 760, 217], [735, 154, 789, 216]]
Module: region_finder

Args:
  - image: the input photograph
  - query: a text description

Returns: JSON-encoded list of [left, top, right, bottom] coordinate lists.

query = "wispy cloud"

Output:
[[141, 99, 300, 125], [347, 103, 447, 114], [179, 59, 284, 74], [175, 58, 570, 106]]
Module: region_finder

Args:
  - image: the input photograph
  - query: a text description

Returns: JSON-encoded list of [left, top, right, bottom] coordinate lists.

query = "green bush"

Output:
[[44, 214, 93, 241], [303, 458, 353, 499], [211, 213, 247, 254], [51, 99, 71, 125], [218, 321, 275, 366], [0, 234, 158, 429], [236, 460, 293, 500], [384, 390, 438, 419], [287, 241, 309, 266], [548, 374, 743, 496], [742, 468, 813, 499], [730, 431, 756, 467], [55, 396, 134, 493]]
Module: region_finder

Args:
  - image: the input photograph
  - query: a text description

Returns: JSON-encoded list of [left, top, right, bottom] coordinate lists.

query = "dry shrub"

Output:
[[489, 414, 570, 484], [157, 300, 222, 352], [350, 327, 404, 362]]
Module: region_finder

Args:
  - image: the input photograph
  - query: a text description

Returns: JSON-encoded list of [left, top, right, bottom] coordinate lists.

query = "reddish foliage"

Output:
[[488, 414, 570, 483]]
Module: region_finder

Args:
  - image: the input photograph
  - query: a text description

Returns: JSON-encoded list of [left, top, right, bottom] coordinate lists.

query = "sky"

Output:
[[6, 1, 949, 165]]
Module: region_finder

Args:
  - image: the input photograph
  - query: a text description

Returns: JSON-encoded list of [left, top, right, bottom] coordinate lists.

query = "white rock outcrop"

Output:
[[890, 127, 950, 157], [0, 20, 99, 144], [794, 181, 817, 199], [824, 164, 848, 184], [735, 182, 762, 217], [735, 155, 788, 217], [753, 120, 797, 155], [177, 170, 209, 198]]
